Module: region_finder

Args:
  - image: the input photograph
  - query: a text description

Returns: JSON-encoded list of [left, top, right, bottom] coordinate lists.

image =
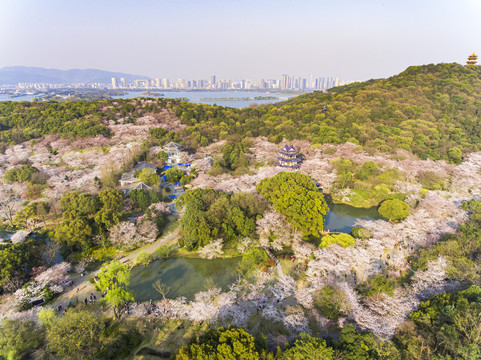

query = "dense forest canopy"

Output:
[[1, 63, 480, 162]]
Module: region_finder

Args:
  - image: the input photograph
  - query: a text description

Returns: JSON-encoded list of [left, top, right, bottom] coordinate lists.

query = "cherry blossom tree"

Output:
[[198, 239, 224, 259], [109, 220, 158, 250], [283, 305, 309, 333]]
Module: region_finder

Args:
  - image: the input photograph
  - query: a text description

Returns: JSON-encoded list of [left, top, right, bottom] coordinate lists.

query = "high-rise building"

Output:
[[155, 78, 161, 88], [111, 77, 118, 89], [211, 75, 216, 85], [281, 74, 289, 90]]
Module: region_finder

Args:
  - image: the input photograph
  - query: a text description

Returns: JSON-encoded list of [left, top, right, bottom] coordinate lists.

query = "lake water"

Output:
[[129, 257, 240, 301], [0, 91, 297, 108], [113, 91, 295, 108], [324, 202, 381, 233], [0, 94, 35, 102]]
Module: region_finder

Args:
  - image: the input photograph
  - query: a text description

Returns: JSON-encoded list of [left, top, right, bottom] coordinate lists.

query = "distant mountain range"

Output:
[[0, 66, 151, 85]]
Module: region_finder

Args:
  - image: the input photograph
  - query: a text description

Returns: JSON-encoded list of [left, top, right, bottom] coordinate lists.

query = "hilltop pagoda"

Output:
[[467, 52, 478, 65], [276, 144, 301, 168]]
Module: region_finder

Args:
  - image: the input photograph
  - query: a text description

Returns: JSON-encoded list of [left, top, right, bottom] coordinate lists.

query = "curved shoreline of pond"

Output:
[[129, 257, 241, 301]]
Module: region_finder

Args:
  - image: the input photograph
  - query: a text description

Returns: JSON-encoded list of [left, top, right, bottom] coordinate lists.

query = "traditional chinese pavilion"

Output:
[[276, 144, 301, 168], [467, 52, 478, 65]]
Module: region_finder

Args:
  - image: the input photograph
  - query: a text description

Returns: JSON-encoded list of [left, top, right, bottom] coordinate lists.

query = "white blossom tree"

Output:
[[198, 239, 224, 259]]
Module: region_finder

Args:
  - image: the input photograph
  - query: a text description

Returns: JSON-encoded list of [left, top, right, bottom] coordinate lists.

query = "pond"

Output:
[[129, 257, 240, 301], [323, 202, 382, 233], [0, 231, 12, 243]]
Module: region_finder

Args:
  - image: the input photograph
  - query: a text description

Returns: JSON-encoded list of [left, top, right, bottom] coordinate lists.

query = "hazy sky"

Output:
[[1, 0, 480, 81]]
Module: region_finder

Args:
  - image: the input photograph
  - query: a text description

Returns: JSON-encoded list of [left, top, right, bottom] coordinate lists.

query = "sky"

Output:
[[1, 0, 480, 82]]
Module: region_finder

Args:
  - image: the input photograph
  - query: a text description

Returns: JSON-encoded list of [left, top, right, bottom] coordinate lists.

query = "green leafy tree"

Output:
[[180, 175, 194, 186], [37, 308, 58, 328], [158, 150, 168, 162], [178, 189, 265, 250], [138, 168, 160, 186], [45, 309, 104, 360], [397, 285, 481, 360], [59, 192, 100, 220], [54, 218, 93, 251], [448, 147, 463, 164], [278, 333, 334, 360], [94, 189, 124, 231], [319, 233, 356, 248], [176, 326, 260, 360], [13, 202, 37, 228], [129, 189, 151, 210], [338, 324, 400, 360], [149, 127, 167, 139], [0, 318, 44, 360], [165, 168, 184, 183], [378, 199, 410, 222], [96, 261, 135, 319], [313, 286, 350, 320], [0, 240, 44, 292], [98, 189, 123, 212], [236, 249, 269, 276], [3, 165, 39, 184], [357, 274, 396, 296], [94, 209, 123, 231], [257, 172, 329, 237]]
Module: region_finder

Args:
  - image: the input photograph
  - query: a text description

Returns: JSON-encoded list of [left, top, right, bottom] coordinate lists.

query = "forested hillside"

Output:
[[1, 63, 480, 162]]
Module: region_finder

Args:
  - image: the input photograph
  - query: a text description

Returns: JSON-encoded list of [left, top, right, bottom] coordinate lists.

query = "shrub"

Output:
[[30, 172, 50, 185], [323, 147, 337, 155], [236, 248, 268, 276], [378, 199, 410, 222], [357, 274, 396, 296], [417, 171, 444, 190], [165, 168, 184, 183], [152, 246, 171, 260], [313, 286, 350, 320], [350, 226, 372, 239], [136, 251, 152, 266], [3, 165, 39, 183], [320, 233, 356, 248]]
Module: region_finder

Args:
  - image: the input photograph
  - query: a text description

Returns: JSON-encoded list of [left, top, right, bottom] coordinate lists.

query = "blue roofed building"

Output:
[[276, 144, 302, 168]]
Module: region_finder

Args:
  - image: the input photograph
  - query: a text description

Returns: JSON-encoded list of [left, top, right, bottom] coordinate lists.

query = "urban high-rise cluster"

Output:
[[110, 74, 355, 91]]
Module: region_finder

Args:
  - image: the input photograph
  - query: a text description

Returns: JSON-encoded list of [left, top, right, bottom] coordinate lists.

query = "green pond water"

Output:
[[324, 202, 381, 233], [129, 203, 381, 300], [129, 257, 240, 301]]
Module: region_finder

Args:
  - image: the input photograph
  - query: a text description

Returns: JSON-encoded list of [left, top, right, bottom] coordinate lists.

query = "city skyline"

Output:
[[1, 0, 480, 82], [8, 71, 352, 92], [108, 73, 352, 91]]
